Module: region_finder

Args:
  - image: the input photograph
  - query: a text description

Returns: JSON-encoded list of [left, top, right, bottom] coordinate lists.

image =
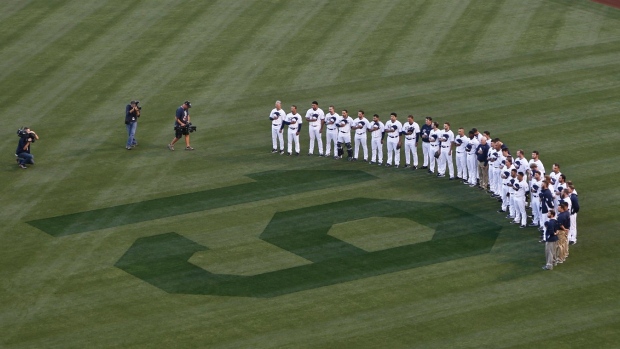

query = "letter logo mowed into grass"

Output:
[[115, 198, 501, 297], [28, 170, 500, 297]]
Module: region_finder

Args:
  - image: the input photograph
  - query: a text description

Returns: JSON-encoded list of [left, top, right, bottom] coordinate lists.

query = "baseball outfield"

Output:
[[1, 0, 619, 348]]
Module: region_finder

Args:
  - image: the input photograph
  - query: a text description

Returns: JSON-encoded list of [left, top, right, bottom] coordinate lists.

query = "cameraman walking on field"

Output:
[[168, 100, 194, 151], [125, 100, 140, 150], [16, 127, 39, 169]]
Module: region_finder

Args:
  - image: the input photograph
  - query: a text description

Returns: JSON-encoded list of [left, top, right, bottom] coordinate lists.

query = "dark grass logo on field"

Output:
[[115, 198, 501, 298]]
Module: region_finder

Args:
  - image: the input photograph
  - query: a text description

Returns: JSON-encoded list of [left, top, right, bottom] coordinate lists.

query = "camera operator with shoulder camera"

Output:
[[15, 127, 39, 169], [168, 100, 195, 151], [125, 100, 141, 150]]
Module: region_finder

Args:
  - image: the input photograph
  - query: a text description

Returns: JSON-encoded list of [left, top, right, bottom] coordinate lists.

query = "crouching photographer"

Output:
[[167, 100, 196, 151], [15, 127, 39, 169]]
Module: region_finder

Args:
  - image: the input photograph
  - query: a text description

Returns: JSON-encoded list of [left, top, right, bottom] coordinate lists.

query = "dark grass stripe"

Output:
[[513, 0, 572, 54], [27, 170, 377, 236], [0, 0, 71, 50], [428, 0, 507, 67], [336, 0, 434, 80]]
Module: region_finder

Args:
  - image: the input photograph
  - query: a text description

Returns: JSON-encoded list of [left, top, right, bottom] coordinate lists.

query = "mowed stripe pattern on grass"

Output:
[[1, 0, 619, 348]]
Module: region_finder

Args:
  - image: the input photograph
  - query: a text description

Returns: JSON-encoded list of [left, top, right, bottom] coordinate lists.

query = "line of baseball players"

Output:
[[268, 101, 580, 268]]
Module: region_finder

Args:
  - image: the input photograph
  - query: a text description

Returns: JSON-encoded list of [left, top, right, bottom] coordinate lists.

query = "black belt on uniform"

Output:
[[340, 131, 347, 133], [431, 144, 438, 146], [273, 124, 280, 127], [389, 135, 397, 138], [405, 138, 414, 140], [441, 146, 449, 148], [457, 151, 463, 153], [532, 195, 539, 197], [356, 132, 365, 135], [327, 128, 335, 131]]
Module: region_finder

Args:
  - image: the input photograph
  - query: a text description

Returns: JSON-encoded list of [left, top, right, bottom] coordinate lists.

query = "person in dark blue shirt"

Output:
[[125, 100, 140, 150], [420, 116, 433, 169], [15, 127, 39, 169], [475, 137, 490, 190], [542, 209, 559, 270], [556, 203, 571, 263], [168, 101, 193, 151]]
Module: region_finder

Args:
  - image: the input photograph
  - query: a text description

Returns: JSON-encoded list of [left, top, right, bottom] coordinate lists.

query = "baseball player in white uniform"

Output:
[[499, 157, 515, 213], [437, 122, 455, 179], [487, 141, 500, 195], [529, 170, 543, 227], [324, 106, 339, 157], [466, 130, 479, 187], [454, 127, 469, 181], [384, 113, 402, 168], [305, 101, 325, 156], [550, 163, 562, 209], [336, 109, 354, 160], [268, 100, 286, 154], [402, 115, 420, 169], [280, 105, 303, 156], [351, 110, 370, 161], [529, 150, 545, 176], [428, 122, 441, 174], [511, 171, 529, 228], [369, 114, 385, 165]]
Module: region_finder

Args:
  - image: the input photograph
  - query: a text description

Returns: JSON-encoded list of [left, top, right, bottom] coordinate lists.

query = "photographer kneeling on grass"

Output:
[[16, 127, 39, 169]]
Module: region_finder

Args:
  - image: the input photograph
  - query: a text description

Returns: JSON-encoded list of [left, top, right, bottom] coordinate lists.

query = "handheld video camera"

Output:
[[175, 122, 197, 133], [17, 128, 36, 143]]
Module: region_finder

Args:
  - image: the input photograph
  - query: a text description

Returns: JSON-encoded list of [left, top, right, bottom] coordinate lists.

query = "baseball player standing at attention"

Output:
[[428, 121, 441, 174], [498, 157, 514, 214], [529, 150, 546, 176], [550, 163, 562, 209], [454, 127, 469, 181], [369, 114, 385, 165], [466, 130, 479, 187], [568, 184, 580, 245], [280, 105, 303, 156], [511, 171, 529, 228], [335, 109, 354, 160], [420, 117, 433, 169], [351, 110, 370, 161], [437, 122, 455, 179], [529, 170, 543, 228], [268, 100, 286, 154], [305, 101, 325, 156], [384, 113, 402, 168], [402, 115, 421, 169], [324, 106, 339, 157]]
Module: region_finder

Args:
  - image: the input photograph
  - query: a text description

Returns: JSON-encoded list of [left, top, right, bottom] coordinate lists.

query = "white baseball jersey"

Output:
[[529, 159, 545, 175], [336, 115, 354, 133], [402, 122, 420, 142], [466, 137, 479, 155], [324, 113, 340, 134], [549, 171, 562, 188], [439, 129, 454, 146], [429, 128, 441, 146], [285, 112, 303, 131], [305, 107, 325, 127], [384, 120, 402, 142], [369, 120, 385, 138], [352, 117, 370, 135], [512, 178, 529, 199], [514, 156, 529, 175], [269, 108, 286, 126], [454, 135, 468, 152]]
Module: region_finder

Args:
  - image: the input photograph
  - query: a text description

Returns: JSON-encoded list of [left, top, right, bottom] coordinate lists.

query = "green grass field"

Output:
[[1, 0, 619, 347]]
